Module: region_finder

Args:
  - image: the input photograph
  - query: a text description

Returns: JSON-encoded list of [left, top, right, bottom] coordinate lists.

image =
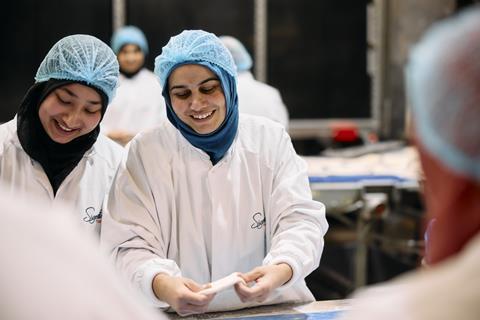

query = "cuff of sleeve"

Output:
[[264, 254, 302, 291], [136, 258, 182, 308]]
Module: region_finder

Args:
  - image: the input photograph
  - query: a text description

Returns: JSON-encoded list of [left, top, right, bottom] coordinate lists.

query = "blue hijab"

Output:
[[162, 61, 239, 165], [154, 30, 239, 165]]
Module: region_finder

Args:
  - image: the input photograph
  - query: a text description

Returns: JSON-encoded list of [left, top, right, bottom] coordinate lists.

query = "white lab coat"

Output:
[[237, 71, 289, 128], [338, 233, 480, 320], [0, 119, 123, 236], [102, 68, 166, 135], [0, 187, 167, 320], [101, 114, 328, 312]]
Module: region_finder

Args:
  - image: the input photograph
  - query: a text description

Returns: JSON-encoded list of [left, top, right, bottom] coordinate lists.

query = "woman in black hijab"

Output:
[[0, 34, 123, 236]]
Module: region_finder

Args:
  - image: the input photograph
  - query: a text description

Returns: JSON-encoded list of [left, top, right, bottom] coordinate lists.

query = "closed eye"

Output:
[[172, 90, 191, 99], [85, 108, 101, 114], [55, 93, 72, 105], [200, 85, 219, 94]]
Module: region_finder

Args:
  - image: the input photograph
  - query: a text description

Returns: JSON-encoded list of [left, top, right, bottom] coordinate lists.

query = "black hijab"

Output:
[[16, 79, 108, 195]]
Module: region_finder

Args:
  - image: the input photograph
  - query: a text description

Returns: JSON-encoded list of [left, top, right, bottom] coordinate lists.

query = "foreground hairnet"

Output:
[[219, 35, 253, 72], [35, 34, 119, 104], [111, 25, 149, 55], [406, 7, 480, 181], [154, 30, 236, 88]]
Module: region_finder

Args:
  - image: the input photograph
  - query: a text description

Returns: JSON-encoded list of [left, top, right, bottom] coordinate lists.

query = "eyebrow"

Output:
[[59, 87, 102, 105], [170, 77, 220, 91]]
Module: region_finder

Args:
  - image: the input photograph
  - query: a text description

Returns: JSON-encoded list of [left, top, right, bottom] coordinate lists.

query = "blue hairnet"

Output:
[[154, 30, 236, 88], [111, 25, 149, 55], [406, 7, 480, 181], [35, 34, 119, 104], [219, 35, 253, 72]]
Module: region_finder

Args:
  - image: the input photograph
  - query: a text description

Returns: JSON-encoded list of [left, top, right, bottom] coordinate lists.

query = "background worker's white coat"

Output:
[[0, 119, 123, 235], [102, 69, 166, 135], [101, 115, 328, 312], [237, 71, 289, 128]]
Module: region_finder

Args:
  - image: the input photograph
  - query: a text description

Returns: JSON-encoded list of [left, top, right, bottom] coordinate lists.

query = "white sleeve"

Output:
[[272, 89, 290, 129], [100, 138, 180, 307], [136, 259, 181, 308], [263, 129, 328, 289]]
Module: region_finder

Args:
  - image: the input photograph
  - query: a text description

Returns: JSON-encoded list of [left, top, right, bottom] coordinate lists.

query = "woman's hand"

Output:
[[152, 273, 215, 316], [234, 263, 293, 303]]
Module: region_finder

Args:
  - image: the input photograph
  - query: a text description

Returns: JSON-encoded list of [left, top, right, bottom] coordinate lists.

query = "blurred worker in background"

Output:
[[338, 6, 480, 320], [220, 35, 289, 128], [102, 25, 166, 145], [0, 34, 123, 236]]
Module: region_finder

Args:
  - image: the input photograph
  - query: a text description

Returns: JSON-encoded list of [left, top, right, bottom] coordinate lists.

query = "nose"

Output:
[[125, 53, 136, 63], [62, 107, 82, 128], [190, 93, 206, 111]]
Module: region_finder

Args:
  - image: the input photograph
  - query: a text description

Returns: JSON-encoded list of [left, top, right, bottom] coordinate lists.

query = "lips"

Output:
[[191, 110, 214, 120], [54, 120, 78, 135], [57, 121, 73, 132]]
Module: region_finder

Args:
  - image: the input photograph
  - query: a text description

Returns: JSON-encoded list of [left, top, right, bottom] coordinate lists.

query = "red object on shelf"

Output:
[[331, 123, 359, 142]]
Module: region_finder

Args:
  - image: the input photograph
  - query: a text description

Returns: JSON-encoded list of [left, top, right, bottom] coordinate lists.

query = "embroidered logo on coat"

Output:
[[83, 206, 102, 224], [251, 212, 266, 229]]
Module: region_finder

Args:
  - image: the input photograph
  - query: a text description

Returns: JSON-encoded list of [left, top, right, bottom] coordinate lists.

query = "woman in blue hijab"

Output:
[[102, 30, 328, 316], [156, 30, 239, 164]]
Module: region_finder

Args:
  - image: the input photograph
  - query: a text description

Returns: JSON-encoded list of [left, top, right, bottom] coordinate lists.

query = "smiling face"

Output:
[[38, 83, 103, 144], [168, 64, 226, 134], [117, 44, 145, 74]]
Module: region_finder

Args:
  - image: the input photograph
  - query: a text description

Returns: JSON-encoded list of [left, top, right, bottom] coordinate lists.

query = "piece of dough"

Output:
[[199, 272, 246, 295]]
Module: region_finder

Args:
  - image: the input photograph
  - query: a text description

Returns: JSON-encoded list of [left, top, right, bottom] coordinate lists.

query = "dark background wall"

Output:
[[269, 1, 370, 119], [0, 0, 112, 122], [126, 0, 254, 72], [0, 0, 370, 123]]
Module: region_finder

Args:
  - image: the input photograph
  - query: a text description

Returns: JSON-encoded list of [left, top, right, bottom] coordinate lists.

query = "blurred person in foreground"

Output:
[[0, 187, 166, 320], [339, 6, 480, 320], [102, 25, 166, 145], [220, 35, 289, 128]]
